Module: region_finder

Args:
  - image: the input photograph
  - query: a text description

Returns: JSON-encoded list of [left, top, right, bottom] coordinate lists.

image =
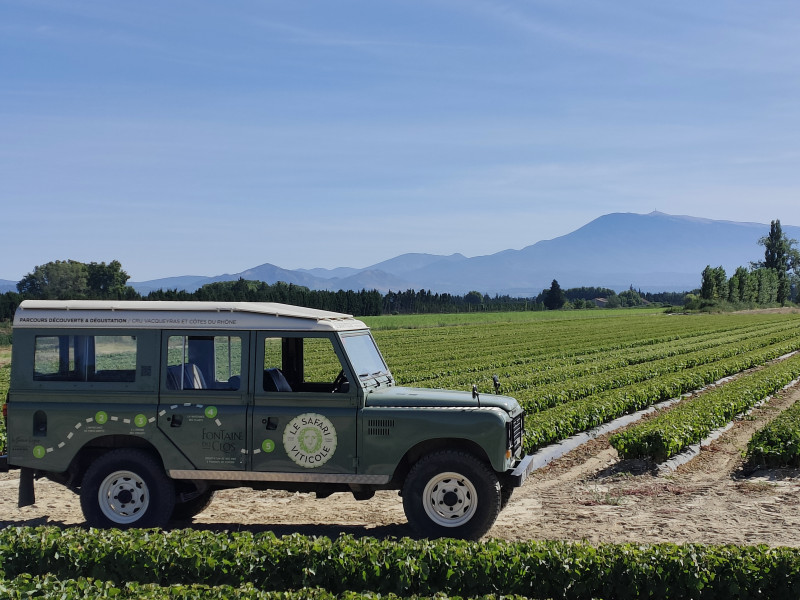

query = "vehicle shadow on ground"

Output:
[[591, 458, 657, 480], [0, 517, 414, 540], [733, 465, 800, 480], [179, 520, 413, 539]]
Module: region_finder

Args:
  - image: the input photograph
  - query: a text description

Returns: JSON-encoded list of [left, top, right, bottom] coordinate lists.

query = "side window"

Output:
[[262, 336, 347, 393], [34, 335, 137, 382], [166, 335, 242, 391]]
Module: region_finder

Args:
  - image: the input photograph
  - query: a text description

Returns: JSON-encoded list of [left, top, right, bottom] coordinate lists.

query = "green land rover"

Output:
[[1, 300, 532, 539]]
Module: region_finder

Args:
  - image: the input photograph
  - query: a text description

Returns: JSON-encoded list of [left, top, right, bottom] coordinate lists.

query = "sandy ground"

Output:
[[3, 384, 800, 546]]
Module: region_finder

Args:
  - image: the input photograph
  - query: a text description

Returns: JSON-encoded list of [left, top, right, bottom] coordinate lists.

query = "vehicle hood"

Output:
[[364, 385, 520, 414]]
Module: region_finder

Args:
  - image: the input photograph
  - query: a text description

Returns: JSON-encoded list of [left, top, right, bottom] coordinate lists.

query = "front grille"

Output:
[[508, 413, 524, 454]]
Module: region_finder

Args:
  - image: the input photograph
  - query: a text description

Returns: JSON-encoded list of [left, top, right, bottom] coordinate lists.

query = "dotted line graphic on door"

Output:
[[31, 403, 223, 459]]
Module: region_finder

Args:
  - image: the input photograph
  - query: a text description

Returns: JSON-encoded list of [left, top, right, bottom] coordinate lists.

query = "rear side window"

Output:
[[34, 335, 138, 382], [166, 335, 242, 391]]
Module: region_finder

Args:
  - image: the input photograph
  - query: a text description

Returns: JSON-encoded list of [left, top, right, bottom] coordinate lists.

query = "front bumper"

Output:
[[507, 453, 536, 487]]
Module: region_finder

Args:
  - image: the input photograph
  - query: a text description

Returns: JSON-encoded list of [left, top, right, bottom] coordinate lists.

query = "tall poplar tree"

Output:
[[755, 220, 800, 304]]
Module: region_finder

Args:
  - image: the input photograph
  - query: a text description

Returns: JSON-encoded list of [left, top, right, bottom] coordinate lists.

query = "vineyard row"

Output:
[[1, 527, 800, 599]]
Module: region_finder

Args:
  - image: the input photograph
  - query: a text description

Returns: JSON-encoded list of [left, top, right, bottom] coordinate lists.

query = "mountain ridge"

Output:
[[3, 212, 797, 296]]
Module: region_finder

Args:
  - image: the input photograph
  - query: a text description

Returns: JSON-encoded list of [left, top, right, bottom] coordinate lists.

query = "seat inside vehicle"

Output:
[[167, 363, 207, 390], [263, 368, 292, 392]]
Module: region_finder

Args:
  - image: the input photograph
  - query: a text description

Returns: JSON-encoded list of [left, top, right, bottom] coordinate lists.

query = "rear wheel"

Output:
[[402, 450, 501, 540], [80, 449, 175, 529]]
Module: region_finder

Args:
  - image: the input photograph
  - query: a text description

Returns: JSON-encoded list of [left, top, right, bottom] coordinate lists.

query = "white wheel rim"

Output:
[[422, 471, 478, 527], [97, 469, 150, 525]]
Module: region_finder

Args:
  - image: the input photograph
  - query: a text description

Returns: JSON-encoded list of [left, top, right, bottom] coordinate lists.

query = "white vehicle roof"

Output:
[[13, 300, 368, 332]]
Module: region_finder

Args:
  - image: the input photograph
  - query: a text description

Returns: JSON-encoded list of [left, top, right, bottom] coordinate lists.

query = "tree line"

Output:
[[693, 220, 799, 309], [4, 220, 794, 322], [0, 260, 680, 322]]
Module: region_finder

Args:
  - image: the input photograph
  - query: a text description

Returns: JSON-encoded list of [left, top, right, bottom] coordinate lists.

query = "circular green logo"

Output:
[[298, 427, 323, 454], [262, 439, 275, 453], [204, 406, 218, 419], [95, 411, 108, 425], [33, 445, 46, 459], [134, 414, 148, 428], [282, 413, 338, 469]]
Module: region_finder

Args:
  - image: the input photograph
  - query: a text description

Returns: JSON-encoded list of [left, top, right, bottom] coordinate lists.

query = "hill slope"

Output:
[[116, 212, 800, 295]]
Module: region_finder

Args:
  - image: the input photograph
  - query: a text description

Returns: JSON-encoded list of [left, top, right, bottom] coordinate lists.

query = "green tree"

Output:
[[618, 286, 644, 307], [758, 220, 796, 271], [543, 279, 566, 310], [0, 291, 22, 320], [87, 260, 134, 299], [729, 266, 750, 303], [464, 291, 483, 305], [754, 268, 779, 304], [700, 265, 727, 301], [604, 293, 622, 308], [742, 269, 759, 303], [17, 260, 89, 299], [17, 259, 138, 300], [755, 220, 800, 304]]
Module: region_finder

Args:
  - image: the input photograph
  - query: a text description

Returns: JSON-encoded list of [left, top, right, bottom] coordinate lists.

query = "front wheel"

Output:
[[402, 450, 501, 540], [80, 449, 175, 529], [171, 489, 215, 521]]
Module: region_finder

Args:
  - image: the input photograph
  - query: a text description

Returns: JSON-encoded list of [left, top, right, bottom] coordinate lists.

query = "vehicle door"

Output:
[[250, 332, 358, 474], [157, 331, 250, 470]]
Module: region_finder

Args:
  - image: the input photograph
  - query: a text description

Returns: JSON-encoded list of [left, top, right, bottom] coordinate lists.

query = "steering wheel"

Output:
[[331, 370, 348, 393]]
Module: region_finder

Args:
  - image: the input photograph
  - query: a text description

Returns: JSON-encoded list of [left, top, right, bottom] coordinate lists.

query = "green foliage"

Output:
[[542, 279, 566, 310], [756, 219, 799, 275], [525, 336, 798, 453], [372, 309, 800, 453], [700, 265, 727, 301], [0, 575, 503, 600], [563, 286, 616, 302], [2, 528, 800, 599], [16, 260, 137, 301], [617, 287, 645, 307], [747, 386, 800, 467], [755, 219, 799, 304], [0, 293, 21, 323], [697, 220, 800, 307], [464, 290, 484, 305], [4, 311, 800, 596], [611, 353, 800, 462]]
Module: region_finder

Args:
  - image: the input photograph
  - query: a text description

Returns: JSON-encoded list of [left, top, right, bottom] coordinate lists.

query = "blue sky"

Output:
[[2, 1, 799, 282]]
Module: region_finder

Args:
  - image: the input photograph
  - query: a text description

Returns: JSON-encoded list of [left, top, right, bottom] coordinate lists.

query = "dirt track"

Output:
[[3, 385, 800, 546]]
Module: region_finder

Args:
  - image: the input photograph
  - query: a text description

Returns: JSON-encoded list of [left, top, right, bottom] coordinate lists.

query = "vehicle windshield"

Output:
[[340, 332, 391, 381]]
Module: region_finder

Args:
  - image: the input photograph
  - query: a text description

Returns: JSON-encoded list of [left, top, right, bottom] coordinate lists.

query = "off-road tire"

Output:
[[500, 485, 514, 510], [171, 489, 215, 521], [80, 448, 175, 529], [402, 450, 501, 540]]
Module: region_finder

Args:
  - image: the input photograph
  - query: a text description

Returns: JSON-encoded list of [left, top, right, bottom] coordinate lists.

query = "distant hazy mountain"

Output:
[[295, 266, 362, 280], [0, 279, 16, 293], [402, 211, 799, 295], [118, 212, 800, 295]]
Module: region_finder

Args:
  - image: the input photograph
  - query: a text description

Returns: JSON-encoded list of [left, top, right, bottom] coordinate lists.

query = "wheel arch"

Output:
[[391, 437, 492, 488], [66, 435, 166, 489]]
